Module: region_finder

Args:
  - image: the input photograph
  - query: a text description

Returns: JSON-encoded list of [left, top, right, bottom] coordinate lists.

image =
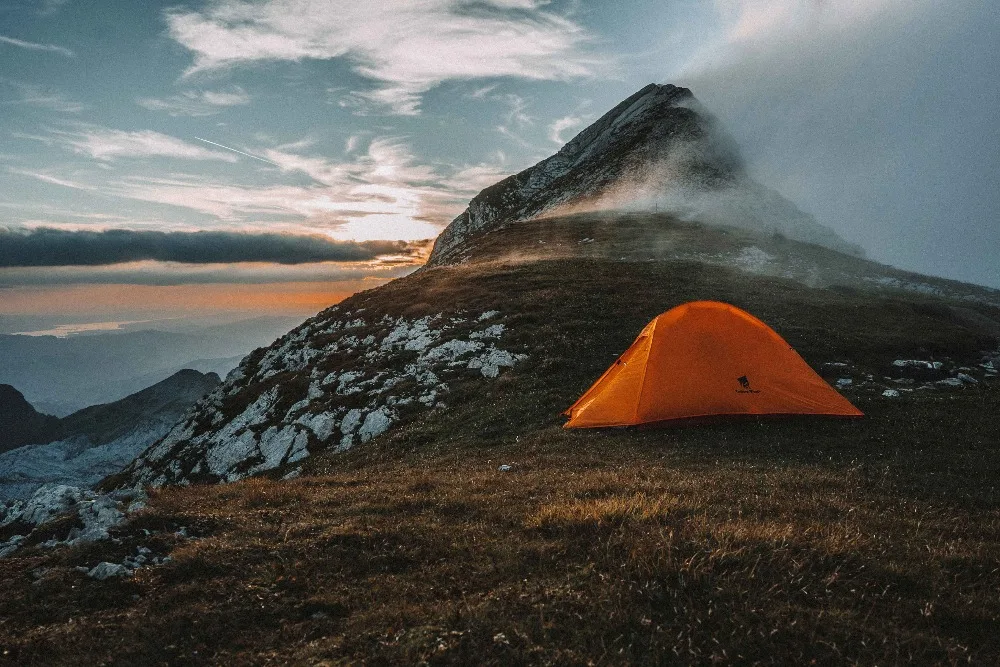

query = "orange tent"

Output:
[[563, 301, 862, 428]]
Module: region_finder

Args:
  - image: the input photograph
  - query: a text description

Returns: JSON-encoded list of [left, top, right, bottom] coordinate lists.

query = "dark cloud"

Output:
[[0, 227, 429, 267], [0, 262, 420, 287]]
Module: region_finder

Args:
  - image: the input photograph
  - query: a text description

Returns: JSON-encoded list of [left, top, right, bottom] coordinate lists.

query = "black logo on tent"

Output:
[[736, 375, 760, 394]]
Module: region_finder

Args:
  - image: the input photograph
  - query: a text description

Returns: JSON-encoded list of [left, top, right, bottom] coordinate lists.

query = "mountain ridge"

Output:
[[0, 369, 220, 502], [0, 315, 302, 415]]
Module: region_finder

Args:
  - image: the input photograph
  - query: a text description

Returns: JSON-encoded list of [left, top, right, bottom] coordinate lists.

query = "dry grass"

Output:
[[2, 402, 999, 665]]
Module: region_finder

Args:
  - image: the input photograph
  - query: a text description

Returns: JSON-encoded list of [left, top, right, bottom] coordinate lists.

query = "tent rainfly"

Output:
[[563, 301, 863, 428]]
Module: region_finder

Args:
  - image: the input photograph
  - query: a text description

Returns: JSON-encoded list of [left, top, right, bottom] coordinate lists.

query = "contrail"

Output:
[[193, 136, 280, 166]]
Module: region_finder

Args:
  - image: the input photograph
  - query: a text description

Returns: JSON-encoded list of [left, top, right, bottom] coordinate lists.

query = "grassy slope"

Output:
[[1, 215, 999, 665]]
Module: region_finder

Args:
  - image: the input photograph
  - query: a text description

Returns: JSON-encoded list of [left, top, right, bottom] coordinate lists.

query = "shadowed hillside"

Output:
[[0, 386, 61, 453]]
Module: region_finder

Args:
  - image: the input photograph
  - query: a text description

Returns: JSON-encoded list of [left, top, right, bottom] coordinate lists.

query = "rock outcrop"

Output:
[[115, 308, 526, 489]]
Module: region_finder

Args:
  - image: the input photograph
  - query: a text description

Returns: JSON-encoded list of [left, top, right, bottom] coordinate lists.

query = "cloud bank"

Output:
[[0, 228, 428, 267]]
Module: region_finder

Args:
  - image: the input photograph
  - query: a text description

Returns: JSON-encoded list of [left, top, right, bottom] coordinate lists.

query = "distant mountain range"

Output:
[[0, 369, 220, 501], [0, 316, 301, 415]]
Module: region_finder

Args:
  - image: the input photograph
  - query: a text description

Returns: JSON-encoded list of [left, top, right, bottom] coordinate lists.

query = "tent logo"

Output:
[[736, 375, 760, 394]]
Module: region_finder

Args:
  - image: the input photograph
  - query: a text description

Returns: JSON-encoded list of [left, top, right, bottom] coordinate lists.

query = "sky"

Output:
[[2, 0, 998, 332]]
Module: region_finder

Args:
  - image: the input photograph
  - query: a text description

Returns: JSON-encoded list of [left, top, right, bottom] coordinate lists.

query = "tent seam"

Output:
[[632, 313, 659, 423]]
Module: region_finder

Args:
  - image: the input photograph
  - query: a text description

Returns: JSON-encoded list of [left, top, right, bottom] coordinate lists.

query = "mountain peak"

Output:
[[427, 83, 858, 266]]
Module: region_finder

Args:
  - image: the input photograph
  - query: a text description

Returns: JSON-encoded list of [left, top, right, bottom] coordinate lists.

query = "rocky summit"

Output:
[[429, 83, 860, 266]]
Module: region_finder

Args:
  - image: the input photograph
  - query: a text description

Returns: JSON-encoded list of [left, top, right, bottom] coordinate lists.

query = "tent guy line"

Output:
[[192, 137, 279, 166]]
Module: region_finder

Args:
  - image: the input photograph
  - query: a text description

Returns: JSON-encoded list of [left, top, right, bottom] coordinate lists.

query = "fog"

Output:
[[670, 0, 1000, 287]]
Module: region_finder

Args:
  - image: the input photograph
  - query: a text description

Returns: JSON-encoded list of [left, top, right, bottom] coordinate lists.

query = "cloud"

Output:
[[548, 114, 586, 144], [8, 168, 95, 191], [669, 0, 1000, 287], [0, 260, 421, 287], [110, 177, 329, 219], [45, 127, 239, 162], [103, 138, 453, 238], [165, 0, 604, 114], [0, 227, 429, 267], [467, 84, 500, 99], [38, 0, 71, 16], [493, 93, 536, 147], [15, 125, 237, 163], [1, 80, 84, 113], [498, 93, 532, 130], [344, 135, 361, 153], [10, 132, 489, 240], [0, 34, 74, 57], [137, 87, 251, 116], [22, 124, 238, 162]]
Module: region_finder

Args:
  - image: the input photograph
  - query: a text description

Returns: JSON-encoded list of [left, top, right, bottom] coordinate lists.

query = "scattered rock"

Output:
[[118, 312, 528, 489], [87, 561, 130, 580], [0, 535, 26, 558], [882, 389, 901, 398], [340, 409, 363, 435], [470, 324, 505, 340], [359, 408, 394, 443], [468, 347, 527, 379], [892, 360, 943, 370]]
